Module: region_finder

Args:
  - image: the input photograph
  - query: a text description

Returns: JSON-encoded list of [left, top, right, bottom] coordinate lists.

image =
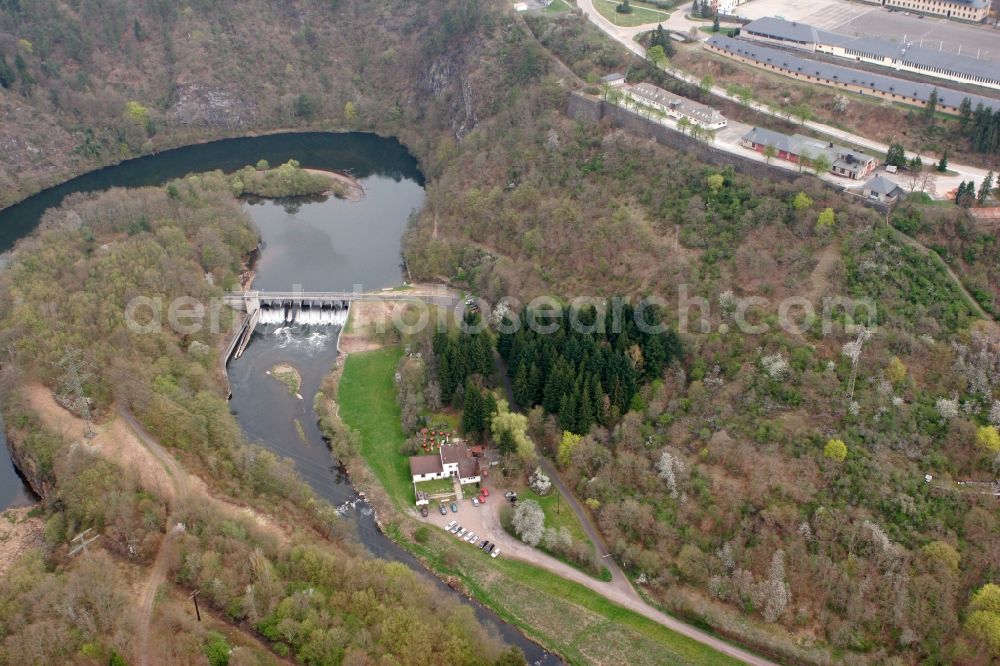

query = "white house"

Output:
[[409, 441, 481, 486], [623, 83, 728, 130]]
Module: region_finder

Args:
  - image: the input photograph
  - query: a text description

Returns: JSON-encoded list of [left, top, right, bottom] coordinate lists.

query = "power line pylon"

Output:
[[55, 348, 97, 439]]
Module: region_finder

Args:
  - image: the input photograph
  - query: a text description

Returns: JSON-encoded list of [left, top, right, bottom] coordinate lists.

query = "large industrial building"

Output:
[[741, 16, 1000, 91], [706, 35, 1000, 115], [860, 0, 989, 22]]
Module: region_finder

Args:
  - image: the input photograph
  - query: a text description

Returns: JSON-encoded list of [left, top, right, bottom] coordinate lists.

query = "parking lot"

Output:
[[737, 0, 1000, 62], [421, 489, 504, 557]]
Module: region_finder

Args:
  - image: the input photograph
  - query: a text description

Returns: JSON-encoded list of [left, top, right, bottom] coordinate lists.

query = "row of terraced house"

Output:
[[601, 74, 728, 130]]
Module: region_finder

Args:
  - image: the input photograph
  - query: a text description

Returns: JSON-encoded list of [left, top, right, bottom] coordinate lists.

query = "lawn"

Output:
[[544, 0, 573, 12], [501, 483, 611, 581], [593, 0, 670, 28], [338, 346, 412, 506], [522, 485, 589, 545], [414, 477, 456, 496], [698, 26, 736, 37]]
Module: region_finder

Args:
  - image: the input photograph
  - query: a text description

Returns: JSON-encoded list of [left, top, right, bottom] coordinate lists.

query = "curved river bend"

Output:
[[0, 132, 558, 665]]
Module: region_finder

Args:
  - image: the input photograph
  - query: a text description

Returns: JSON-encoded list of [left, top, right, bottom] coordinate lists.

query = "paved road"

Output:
[[575, 0, 990, 196]]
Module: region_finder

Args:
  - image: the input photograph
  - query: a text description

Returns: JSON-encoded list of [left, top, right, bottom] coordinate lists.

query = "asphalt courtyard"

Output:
[[737, 0, 1000, 62]]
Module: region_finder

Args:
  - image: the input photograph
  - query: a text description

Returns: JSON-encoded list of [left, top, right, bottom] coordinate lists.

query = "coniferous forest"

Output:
[[499, 303, 683, 434]]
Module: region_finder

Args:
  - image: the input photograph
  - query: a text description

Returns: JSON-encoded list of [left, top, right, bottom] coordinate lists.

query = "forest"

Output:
[[499, 303, 683, 434]]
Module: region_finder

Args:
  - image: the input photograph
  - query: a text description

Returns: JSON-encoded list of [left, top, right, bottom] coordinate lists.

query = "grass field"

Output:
[[338, 347, 412, 506], [545, 0, 573, 12], [593, 0, 670, 27]]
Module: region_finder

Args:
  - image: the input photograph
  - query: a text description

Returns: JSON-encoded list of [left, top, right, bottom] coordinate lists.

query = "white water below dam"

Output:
[[257, 304, 350, 326]]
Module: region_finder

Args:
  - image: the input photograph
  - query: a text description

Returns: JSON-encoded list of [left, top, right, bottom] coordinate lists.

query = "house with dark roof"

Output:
[[623, 82, 728, 130], [863, 175, 905, 203], [706, 35, 1000, 116], [740, 127, 878, 180]]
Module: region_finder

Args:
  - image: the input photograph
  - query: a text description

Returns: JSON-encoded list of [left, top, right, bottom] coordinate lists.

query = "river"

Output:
[[0, 132, 559, 664]]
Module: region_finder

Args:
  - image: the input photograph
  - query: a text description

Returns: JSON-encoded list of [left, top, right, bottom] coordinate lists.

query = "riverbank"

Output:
[[0, 125, 395, 213], [302, 168, 365, 201]]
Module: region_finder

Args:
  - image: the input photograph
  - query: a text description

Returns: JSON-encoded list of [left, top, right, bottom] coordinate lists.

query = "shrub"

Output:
[[966, 584, 1000, 655], [976, 426, 1000, 453], [823, 439, 847, 462]]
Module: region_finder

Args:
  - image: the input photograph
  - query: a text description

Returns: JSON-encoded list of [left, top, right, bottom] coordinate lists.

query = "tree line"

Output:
[[959, 98, 1000, 155]]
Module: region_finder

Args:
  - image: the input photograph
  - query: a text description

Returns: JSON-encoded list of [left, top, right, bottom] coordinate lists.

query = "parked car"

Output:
[[449, 524, 461, 534], [480, 488, 489, 497], [446, 520, 457, 530], [450, 502, 458, 513], [466, 532, 477, 542], [485, 543, 495, 554], [490, 548, 501, 559], [480, 541, 491, 550], [438, 503, 448, 515], [420, 506, 429, 517], [457, 528, 467, 538], [478, 493, 487, 503], [471, 497, 480, 507]]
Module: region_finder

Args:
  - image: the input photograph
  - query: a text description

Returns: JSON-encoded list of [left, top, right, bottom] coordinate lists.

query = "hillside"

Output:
[[0, 0, 535, 208], [1, 2, 999, 665]]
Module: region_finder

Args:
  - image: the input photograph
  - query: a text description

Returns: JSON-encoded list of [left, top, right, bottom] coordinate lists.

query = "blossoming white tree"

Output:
[[655, 449, 686, 499], [511, 499, 545, 547]]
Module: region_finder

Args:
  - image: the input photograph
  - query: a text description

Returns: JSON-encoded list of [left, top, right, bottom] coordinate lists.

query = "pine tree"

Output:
[[924, 88, 938, 123], [0, 56, 14, 89], [559, 391, 578, 433], [438, 352, 455, 406], [937, 150, 949, 173], [513, 363, 533, 408], [462, 379, 484, 437], [979, 171, 995, 204], [577, 380, 595, 435], [959, 97, 973, 131]]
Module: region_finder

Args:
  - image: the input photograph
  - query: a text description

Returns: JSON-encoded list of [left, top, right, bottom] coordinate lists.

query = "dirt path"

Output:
[[807, 242, 840, 304]]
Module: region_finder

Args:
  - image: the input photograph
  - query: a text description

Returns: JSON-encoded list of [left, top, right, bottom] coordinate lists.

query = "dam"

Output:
[[223, 290, 353, 361]]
